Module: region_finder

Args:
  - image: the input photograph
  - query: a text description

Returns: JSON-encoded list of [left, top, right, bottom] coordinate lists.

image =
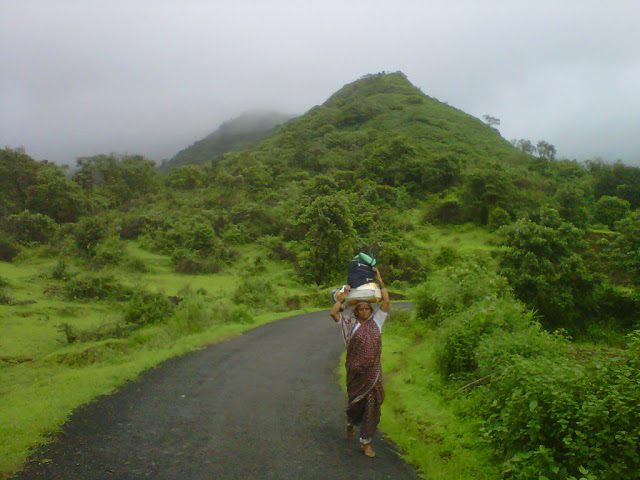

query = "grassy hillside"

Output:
[[161, 110, 293, 170]]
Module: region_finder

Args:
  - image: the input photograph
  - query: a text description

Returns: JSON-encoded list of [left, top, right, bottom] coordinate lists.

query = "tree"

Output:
[[593, 196, 631, 228], [295, 195, 355, 285], [497, 208, 600, 330], [514, 139, 536, 155], [0, 148, 41, 215], [482, 115, 501, 128], [536, 140, 556, 161], [26, 163, 87, 223], [73, 154, 160, 207]]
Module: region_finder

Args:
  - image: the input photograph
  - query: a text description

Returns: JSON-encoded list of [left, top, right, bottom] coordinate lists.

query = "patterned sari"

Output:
[[344, 317, 384, 441]]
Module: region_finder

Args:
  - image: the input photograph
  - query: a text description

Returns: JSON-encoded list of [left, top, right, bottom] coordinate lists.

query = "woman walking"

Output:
[[330, 268, 390, 457]]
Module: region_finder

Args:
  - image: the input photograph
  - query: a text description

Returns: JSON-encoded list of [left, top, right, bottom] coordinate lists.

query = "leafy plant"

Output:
[[124, 291, 175, 326]]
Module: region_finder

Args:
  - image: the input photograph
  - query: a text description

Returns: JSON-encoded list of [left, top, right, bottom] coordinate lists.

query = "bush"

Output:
[[0, 236, 21, 262], [51, 261, 70, 280], [171, 248, 221, 274], [497, 211, 601, 330], [232, 277, 279, 310], [168, 293, 214, 334], [593, 195, 630, 228], [64, 274, 132, 301], [91, 236, 126, 268], [487, 207, 511, 231], [124, 291, 175, 326], [436, 297, 538, 377], [222, 305, 255, 324], [477, 352, 640, 480], [413, 262, 511, 327], [3, 211, 57, 243], [74, 216, 110, 256]]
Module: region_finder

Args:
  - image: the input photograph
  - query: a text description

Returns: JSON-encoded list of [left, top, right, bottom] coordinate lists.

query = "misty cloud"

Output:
[[1, 0, 638, 165]]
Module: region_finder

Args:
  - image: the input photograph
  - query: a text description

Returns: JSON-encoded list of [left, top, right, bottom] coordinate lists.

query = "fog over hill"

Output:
[[1, 1, 639, 167]]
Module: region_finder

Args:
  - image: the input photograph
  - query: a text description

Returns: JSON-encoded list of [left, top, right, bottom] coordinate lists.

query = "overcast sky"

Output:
[[1, 0, 639, 167]]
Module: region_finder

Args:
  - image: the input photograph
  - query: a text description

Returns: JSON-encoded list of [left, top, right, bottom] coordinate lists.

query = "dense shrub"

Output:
[[232, 277, 279, 310], [476, 350, 640, 480], [170, 248, 221, 274], [124, 291, 175, 326], [593, 195, 631, 228], [497, 210, 601, 330], [3, 211, 57, 243], [422, 193, 466, 225], [436, 297, 539, 377], [0, 236, 21, 262], [64, 274, 132, 301], [90, 237, 127, 268], [377, 238, 428, 283], [51, 261, 70, 280], [167, 293, 215, 334], [487, 207, 511, 231], [118, 213, 157, 240], [221, 305, 255, 324], [413, 262, 511, 327], [74, 216, 110, 256]]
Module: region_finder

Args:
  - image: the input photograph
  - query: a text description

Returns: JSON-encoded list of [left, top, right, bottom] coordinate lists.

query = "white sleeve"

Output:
[[373, 309, 388, 332]]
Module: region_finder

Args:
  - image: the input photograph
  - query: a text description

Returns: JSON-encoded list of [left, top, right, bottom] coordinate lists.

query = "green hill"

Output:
[[204, 72, 555, 226], [161, 110, 294, 170]]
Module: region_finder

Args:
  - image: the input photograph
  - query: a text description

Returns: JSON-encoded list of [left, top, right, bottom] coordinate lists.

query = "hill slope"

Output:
[[206, 72, 548, 226], [161, 110, 294, 170]]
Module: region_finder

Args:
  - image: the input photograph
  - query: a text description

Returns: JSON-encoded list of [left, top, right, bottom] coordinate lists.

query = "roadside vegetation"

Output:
[[2, 72, 639, 479]]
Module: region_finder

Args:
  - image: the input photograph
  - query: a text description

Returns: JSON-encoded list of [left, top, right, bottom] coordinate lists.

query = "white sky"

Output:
[[1, 0, 639, 166]]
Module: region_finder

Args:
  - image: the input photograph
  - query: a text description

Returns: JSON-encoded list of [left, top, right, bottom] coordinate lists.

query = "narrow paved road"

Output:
[[13, 308, 419, 479]]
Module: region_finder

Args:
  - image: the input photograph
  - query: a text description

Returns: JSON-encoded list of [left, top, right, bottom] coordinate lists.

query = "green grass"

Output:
[[380, 326, 499, 479], [0, 243, 323, 479]]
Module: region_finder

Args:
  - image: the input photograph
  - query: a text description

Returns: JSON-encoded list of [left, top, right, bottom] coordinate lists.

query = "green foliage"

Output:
[[377, 237, 428, 283], [477, 352, 640, 480], [607, 211, 640, 283], [90, 236, 127, 268], [294, 195, 355, 285], [24, 163, 87, 223], [73, 154, 160, 207], [487, 207, 511, 231], [2, 211, 57, 244], [221, 305, 255, 324], [124, 291, 175, 326], [588, 159, 640, 209], [593, 195, 631, 228], [553, 185, 591, 228], [51, 261, 70, 280], [422, 192, 466, 225], [232, 277, 279, 310], [0, 236, 21, 262], [497, 209, 601, 330], [164, 165, 207, 190], [170, 248, 221, 274], [0, 148, 44, 216], [413, 262, 511, 326], [0, 148, 87, 222], [166, 293, 215, 334], [74, 216, 111, 256], [64, 274, 132, 301], [436, 297, 541, 377]]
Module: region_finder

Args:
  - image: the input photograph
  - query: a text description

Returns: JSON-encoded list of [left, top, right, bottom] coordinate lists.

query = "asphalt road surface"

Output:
[[12, 307, 419, 480]]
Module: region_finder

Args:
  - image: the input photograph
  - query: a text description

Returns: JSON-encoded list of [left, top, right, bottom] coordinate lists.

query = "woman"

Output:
[[330, 268, 390, 458]]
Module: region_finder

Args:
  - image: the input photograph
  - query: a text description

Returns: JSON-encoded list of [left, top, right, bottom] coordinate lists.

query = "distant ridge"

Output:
[[161, 110, 295, 170]]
